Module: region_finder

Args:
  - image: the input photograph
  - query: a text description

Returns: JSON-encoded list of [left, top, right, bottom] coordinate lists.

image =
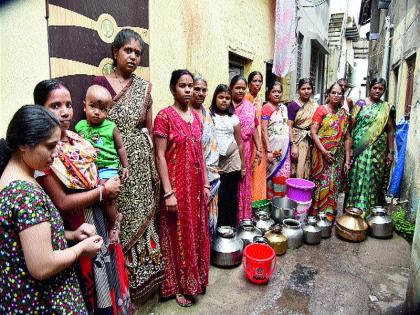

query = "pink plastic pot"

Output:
[[286, 178, 315, 202]]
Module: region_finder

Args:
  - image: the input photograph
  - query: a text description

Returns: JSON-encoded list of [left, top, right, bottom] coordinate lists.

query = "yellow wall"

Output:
[[149, 0, 275, 113], [0, 0, 275, 136], [0, 1, 49, 137]]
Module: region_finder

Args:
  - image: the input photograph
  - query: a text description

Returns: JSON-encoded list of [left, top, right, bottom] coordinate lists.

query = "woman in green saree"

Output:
[[346, 78, 395, 212]]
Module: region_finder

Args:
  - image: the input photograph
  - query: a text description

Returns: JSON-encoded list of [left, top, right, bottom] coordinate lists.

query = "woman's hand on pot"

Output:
[[73, 223, 96, 241], [77, 235, 103, 257], [165, 194, 178, 212], [104, 176, 121, 199]]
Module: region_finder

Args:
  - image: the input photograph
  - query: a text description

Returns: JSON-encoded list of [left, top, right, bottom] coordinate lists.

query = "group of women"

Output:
[[0, 27, 395, 314]]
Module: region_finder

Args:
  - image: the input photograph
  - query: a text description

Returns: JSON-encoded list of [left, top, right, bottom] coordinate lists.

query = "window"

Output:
[[265, 62, 277, 101], [229, 52, 245, 82], [405, 55, 416, 119]]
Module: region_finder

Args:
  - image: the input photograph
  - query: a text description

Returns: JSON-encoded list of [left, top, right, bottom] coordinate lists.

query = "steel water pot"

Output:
[[211, 226, 244, 267], [271, 197, 297, 223], [303, 216, 322, 245], [316, 212, 332, 238], [264, 224, 287, 255], [282, 219, 303, 249], [253, 211, 275, 234], [237, 220, 263, 246], [366, 206, 393, 238]]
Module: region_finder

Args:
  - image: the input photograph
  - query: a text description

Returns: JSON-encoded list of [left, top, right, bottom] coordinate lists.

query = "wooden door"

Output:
[[47, 0, 149, 128]]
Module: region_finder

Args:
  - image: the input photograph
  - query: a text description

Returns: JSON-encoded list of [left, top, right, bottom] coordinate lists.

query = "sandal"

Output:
[[175, 294, 193, 307]]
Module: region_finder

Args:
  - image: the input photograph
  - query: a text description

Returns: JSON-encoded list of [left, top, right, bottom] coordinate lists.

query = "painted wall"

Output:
[[149, 0, 275, 113], [0, 0, 50, 137]]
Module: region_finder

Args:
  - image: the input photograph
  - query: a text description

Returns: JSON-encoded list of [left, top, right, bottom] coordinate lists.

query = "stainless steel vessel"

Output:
[[237, 219, 263, 246], [303, 216, 322, 245], [316, 212, 333, 238], [271, 197, 297, 223], [253, 211, 275, 234], [282, 219, 303, 249], [211, 226, 244, 267], [366, 206, 393, 238]]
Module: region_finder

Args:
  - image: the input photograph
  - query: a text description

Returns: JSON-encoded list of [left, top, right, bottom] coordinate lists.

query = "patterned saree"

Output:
[[310, 106, 349, 221], [346, 100, 392, 211], [50, 130, 131, 314]]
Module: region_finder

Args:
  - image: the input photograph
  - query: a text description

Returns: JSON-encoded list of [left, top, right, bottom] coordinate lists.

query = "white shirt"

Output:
[[212, 113, 240, 156]]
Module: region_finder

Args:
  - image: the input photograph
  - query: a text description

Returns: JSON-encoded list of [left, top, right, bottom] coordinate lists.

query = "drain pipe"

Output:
[[381, 15, 394, 79]]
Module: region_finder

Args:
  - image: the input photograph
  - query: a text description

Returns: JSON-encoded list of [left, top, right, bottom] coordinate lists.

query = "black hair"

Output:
[[0, 105, 60, 176], [247, 71, 263, 85], [297, 77, 314, 90], [33, 79, 69, 105], [326, 82, 345, 96], [229, 75, 247, 90], [210, 84, 234, 116], [267, 80, 283, 94], [369, 77, 387, 90], [337, 78, 348, 84], [111, 28, 145, 67], [169, 69, 193, 90]]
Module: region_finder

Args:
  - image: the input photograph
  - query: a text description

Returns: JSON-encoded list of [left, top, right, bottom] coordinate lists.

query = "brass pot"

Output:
[[336, 208, 368, 242], [264, 224, 287, 256]]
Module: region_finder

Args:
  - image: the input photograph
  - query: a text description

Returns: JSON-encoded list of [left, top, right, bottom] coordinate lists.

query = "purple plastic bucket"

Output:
[[286, 178, 315, 202]]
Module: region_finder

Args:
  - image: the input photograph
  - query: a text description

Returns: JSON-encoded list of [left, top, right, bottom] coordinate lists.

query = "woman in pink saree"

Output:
[[230, 75, 261, 223]]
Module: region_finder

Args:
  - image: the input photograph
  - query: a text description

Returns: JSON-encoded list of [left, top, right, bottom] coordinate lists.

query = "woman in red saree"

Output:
[[34, 79, 131, 314], [154, 70, 210, 307], [231, 75, 261, 223]]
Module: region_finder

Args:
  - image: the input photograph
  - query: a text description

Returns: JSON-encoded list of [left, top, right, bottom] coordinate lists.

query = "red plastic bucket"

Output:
[[286, 178, 315, 202], [242, 243, 276, 284]]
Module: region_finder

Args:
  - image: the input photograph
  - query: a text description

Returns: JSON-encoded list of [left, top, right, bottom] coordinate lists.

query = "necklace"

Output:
[[298, 98, 310, 107], [173, 105, 192, 123], [114, 70, 129, 88]]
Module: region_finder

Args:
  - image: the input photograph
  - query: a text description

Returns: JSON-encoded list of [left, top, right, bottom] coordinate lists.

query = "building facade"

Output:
[[360, 0, 419, 312]]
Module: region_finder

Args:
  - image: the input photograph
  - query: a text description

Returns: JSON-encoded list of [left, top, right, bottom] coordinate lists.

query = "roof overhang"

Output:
[[308, 32, 329, 55]]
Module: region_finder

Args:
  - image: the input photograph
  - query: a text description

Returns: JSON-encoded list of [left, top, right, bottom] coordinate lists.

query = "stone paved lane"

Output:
[[139, 230, 410, 315]]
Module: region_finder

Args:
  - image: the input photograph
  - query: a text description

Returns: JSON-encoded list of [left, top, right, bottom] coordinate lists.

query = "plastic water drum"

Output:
[[294, 200, 312, 223], [286, 178, 315, 202]]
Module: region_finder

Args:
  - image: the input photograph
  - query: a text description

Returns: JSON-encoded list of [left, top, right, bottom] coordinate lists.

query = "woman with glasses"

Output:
[[310, 82, 351, 221]]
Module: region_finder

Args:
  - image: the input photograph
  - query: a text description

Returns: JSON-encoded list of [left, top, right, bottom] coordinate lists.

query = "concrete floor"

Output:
[[138, 230, 411, 315]]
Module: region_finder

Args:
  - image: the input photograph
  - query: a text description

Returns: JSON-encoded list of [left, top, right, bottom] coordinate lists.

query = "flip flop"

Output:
[[175, 294, 193, 307]]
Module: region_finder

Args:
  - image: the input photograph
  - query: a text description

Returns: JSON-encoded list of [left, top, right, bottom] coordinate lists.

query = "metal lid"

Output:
[[217, 226, 235, 238]]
